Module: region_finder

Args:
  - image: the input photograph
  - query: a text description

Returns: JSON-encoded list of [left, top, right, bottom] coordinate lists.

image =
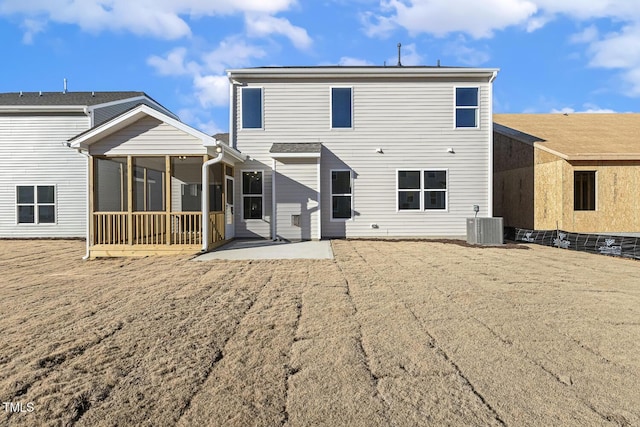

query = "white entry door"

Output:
[[225, 176, 235, 239]]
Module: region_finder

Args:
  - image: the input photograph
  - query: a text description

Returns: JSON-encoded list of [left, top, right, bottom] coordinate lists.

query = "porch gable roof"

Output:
[[68, 104, 245, 162]]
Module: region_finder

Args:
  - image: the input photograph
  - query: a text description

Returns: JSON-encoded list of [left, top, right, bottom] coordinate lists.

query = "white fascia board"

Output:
[[227, 67, 500, 81]]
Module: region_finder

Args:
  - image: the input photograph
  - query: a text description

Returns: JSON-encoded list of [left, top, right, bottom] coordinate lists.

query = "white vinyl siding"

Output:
[[274, 159, 319, 240], [90, 116, 208, 155], [233, 77, 492, 238], [0, 114, 89, 237]]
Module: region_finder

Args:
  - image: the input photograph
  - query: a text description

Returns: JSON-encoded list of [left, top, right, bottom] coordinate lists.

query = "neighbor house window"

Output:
[[455, 87, 479, 128], [398, 170, 447, 211], [242, 171, 263, 219], [242, 87, 263, 129], [331, 170, 352, 220], [331, 87, 352, 128], [574, 171, 596, 211], [17, 185, 55, 224]]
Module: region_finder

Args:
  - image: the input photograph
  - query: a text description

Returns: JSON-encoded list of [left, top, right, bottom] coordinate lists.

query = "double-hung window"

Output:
[[398, 170, 447, 211], [455, 87, 479, 128], [331, 170, 352, 220], [574, 171, 596, 211], [17, 185, 56, 224], [242, 171, 263, 219], [331, 87, 352, 129], [242, 87, 263, 129]]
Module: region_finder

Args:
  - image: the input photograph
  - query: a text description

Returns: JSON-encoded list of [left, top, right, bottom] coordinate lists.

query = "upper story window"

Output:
[[331, 87, 352, 129], [17, 185, 56, 224], [455, 87, 479, 128], [242, 87, 263, 129]]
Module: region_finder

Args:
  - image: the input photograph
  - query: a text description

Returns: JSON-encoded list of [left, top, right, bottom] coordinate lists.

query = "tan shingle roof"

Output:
[[493, 113, 640, 160]]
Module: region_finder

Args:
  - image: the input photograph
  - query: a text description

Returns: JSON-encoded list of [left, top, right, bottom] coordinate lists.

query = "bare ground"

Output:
[[0, 239, 638, 426]]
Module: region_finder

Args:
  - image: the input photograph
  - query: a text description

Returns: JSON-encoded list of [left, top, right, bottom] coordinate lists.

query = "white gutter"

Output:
[[201, 144, 224, 252]]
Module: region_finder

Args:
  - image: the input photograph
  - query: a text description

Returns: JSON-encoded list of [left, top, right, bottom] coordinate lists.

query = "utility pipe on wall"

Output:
[[201, 144, 223, 252]]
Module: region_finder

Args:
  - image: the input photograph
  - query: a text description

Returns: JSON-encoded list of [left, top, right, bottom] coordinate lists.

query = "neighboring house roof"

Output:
[[0, 91, 178, 123], [68, 104, 245, 162], [494, 113, 640, 161], [0, 91, 146, 106], [213, 133, 230, 145], [269, 143, 322, 158]]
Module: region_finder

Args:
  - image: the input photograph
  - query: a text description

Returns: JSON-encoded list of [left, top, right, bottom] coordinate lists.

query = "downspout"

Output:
[[488, 70, 498, 218], [201, 144, 224, 252], [75, 147, 91, 260]]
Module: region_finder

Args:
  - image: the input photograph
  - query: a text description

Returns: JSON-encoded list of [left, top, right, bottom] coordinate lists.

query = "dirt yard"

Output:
[[0, 239, 638, 427]]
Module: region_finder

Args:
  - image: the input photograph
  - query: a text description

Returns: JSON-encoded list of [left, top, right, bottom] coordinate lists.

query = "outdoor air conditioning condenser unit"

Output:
[[466, 217, 504, 245]]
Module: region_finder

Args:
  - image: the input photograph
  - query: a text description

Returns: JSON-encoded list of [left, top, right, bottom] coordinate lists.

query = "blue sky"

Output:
[[1, 0, 639, 134]]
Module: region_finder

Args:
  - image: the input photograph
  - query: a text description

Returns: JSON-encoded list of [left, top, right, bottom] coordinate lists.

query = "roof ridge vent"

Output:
[[92, 91, 95, 97], [19, 91, 23, 97], [39, 91, 42, 96]]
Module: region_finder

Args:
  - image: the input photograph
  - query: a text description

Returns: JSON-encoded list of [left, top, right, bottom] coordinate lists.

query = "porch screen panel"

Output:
[[95, 157, 128, 211], [170, 157, 223, 212], [133, 157, 165, 212]]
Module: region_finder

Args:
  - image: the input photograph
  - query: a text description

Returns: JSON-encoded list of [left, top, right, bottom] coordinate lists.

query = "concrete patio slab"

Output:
[[194, 239, 334, 260]]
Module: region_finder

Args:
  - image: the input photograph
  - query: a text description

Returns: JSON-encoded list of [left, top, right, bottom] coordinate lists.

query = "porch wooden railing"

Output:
[[93, 212, 226, 246]]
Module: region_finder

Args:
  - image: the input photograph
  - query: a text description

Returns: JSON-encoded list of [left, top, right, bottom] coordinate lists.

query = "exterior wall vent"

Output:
[[467, 217, 504, 245], [291, 214, 301, 227]]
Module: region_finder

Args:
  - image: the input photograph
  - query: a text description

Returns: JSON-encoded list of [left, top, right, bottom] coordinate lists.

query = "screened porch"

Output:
[[89, 155, 233, 257]]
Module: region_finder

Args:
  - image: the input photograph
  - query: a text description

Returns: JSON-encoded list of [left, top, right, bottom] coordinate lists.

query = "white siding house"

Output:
[[0, 92, 176, 238], [227, 66, 499, 240]]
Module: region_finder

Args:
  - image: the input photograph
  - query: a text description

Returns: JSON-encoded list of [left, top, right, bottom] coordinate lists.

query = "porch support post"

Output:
[[272, 158, 277, 240], [88, 155, 95, 247], [127, 155, 133, 245], [165, 155, 171, 246]]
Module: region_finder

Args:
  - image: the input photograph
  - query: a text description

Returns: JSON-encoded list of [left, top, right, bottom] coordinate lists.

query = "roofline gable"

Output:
[[87, 95, 179, 121], [68, 104, 245, 161]]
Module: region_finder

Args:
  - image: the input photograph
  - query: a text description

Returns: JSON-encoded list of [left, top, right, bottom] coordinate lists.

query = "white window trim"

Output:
[[396, 169, 449, 212], [330, 169, 353, 221], [240, 170, 265, 221], [240, 87, 264, 130], [16, 184, 57, 225], [330, 86, 354, 130], [453, 86, 480, 130]]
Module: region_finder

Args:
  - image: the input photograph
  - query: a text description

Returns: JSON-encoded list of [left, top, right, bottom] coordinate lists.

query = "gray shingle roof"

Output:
[[269, 143, 322, 154], [0, 91, 147, 106]]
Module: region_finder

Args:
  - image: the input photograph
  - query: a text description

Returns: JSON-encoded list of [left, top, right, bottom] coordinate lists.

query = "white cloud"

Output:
[[550, 105, 616, 114], [193, 74, 230, 108], [445, 36, 490, 66], [201, 37, 267, 73], [245, 14, 312, 50], [570, 25, 599, 44], [21, 18, 46, 44], [147, 47, 199, 76], [365, 0, 538, 39], [338, 57, 374, 66], [0, 0, 299, 41]]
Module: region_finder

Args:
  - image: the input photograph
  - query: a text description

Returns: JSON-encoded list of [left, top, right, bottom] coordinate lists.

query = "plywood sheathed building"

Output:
[[494, 114, 640, 234]]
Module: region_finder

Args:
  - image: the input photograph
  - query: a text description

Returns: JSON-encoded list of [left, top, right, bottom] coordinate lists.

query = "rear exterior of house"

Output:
[[0, 92, 175, 239], [228, 66, 499, 240], [494, 114, 640, 234]]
